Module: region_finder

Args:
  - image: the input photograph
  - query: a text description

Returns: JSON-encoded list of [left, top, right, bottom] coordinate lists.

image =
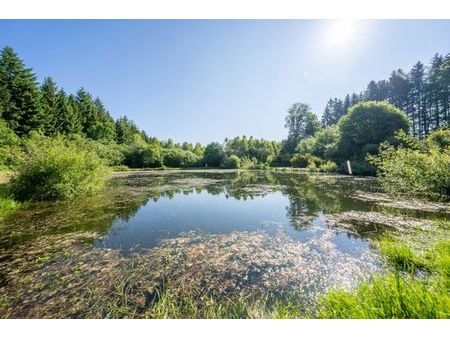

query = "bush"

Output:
[[223, 155, 241, 169], [163, 148, 200, 168], [339, 160, 377, 176], [0, 118, 23, 169], [308, 160, 337, 173], [123, 135, 162, 168], [368, 132, 450, 200], [10, 136, 109, 201], [337, 101, 410, 163]]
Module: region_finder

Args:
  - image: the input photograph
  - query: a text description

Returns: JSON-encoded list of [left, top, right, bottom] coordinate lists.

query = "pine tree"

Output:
[[40, 77, 59, 135], [88, 97, 116, 141], [75, 87, 97, 136], [388, 69, 410, 113], [343, 94, 351, 116], [321, 99, 334, 126], [54, 90, 82, 135], [408, 62, 427, 137], [0, 46, 43, 136]]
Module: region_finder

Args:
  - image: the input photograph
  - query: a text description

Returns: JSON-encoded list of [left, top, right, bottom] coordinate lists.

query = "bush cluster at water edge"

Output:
[[10, 135, 110, 201]]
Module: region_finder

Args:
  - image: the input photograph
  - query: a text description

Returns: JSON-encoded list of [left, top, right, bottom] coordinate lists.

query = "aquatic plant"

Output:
[[317, 240, 450, 319]]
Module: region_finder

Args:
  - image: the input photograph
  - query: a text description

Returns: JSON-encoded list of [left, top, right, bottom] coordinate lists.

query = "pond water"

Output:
[[0, 170, 448, 318]]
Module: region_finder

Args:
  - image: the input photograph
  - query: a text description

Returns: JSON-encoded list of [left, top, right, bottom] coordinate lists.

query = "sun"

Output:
[[324, 20, 358, 47]]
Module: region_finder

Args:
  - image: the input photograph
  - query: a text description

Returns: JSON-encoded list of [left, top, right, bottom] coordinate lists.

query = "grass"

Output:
[[317, 239, 450, 319], [99, 240, 450, 319]]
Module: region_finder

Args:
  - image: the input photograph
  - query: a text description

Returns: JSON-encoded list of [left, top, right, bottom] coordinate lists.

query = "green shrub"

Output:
[[368, 139, 450, 200], [10, 136, 109, 201], [339, 160, 377, 176], [163, 148, 199, 168], [0, 118, 23, 169], [308, 160, 337, 173], [426, 128, 450, 150], [123, 136, 162, 168], [223, 155, 241, 169]]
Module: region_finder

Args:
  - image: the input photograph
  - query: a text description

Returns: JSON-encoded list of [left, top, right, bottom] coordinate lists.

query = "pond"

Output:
[[0, 170, 448, 318]]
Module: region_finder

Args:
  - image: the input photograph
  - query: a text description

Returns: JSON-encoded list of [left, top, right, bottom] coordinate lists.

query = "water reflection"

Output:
[[0, 170, 443, 254]]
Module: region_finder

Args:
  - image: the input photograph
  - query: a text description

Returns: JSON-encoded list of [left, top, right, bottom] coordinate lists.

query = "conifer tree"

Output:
[[0, 46, 43, 136], [54, 90, 82, 135], [40, 77, 59, 135]]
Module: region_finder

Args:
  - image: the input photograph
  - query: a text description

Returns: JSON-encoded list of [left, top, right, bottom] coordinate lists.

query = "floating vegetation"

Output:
[[352, 190, 450, 214], [0, 170, 448, 318]]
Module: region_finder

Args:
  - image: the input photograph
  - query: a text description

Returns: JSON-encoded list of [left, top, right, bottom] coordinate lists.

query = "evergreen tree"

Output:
[[388, 69, 410, 113], [54, 90, 82, 135], [75, 87, 96, 135], [40, 77, 59, 135], [408, 61, 427, 137], [86, 97, 116, 141], [115, 116, 140, 144], [321, 99, 334, 126], [342, 94, 351, 116], [0, 46, 43, 136]]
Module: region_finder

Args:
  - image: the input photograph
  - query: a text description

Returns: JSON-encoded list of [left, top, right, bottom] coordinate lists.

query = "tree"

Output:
[[54, 90, 82, 135], [408, 62, 427, 137], [321, 98, 345, 126], [337, 101, 410, 161], [75, 87, 96, 135], [284, 102, 320, 153], [0, 46, 43, 136], [203, 142, 226, 167], [388, 69, 410, 113], [85, 97, 116, 141], [39, 77, 59, 135], [115, 116, 140, 144]]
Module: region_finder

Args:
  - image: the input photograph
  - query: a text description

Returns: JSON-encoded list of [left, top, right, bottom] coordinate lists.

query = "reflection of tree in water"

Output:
[[0, 170, 378, 251]]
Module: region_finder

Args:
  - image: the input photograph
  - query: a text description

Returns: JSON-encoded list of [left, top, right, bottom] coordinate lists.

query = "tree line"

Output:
[[0, 46, 283, 170], [1, 46, 448, 174], [321, 53, 450, 138]]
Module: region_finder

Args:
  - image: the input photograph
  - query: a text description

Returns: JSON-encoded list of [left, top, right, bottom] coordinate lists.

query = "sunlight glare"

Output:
[[325, 20, 358, 48]]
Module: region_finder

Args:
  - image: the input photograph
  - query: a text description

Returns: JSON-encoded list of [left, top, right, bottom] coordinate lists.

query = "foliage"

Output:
[[223, 155, 241, 169], [0, 118, 22, 169], [0, 46, 43, 136], [203, 142, 226, 167], [123, 134, 162, 168], [163, 148, 200, 168], [283, 102, 320, 154], [9, 136, 109, 201], [224, 136, 280, 166], [337, 101, 410, 161], [307, 160, 337, 173], [323, 53, 450, 138], [368, 129, 450, 201]]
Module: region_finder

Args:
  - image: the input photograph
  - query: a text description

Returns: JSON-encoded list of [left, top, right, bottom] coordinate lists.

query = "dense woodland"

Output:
[[0, 46, 449, 198]]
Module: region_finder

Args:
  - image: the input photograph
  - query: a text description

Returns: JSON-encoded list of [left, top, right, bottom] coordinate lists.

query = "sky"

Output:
[[0, 20, 449, 144]]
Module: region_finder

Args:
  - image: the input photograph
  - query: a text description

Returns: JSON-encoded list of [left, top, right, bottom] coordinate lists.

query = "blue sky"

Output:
[[1, 20, 449, 144]]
